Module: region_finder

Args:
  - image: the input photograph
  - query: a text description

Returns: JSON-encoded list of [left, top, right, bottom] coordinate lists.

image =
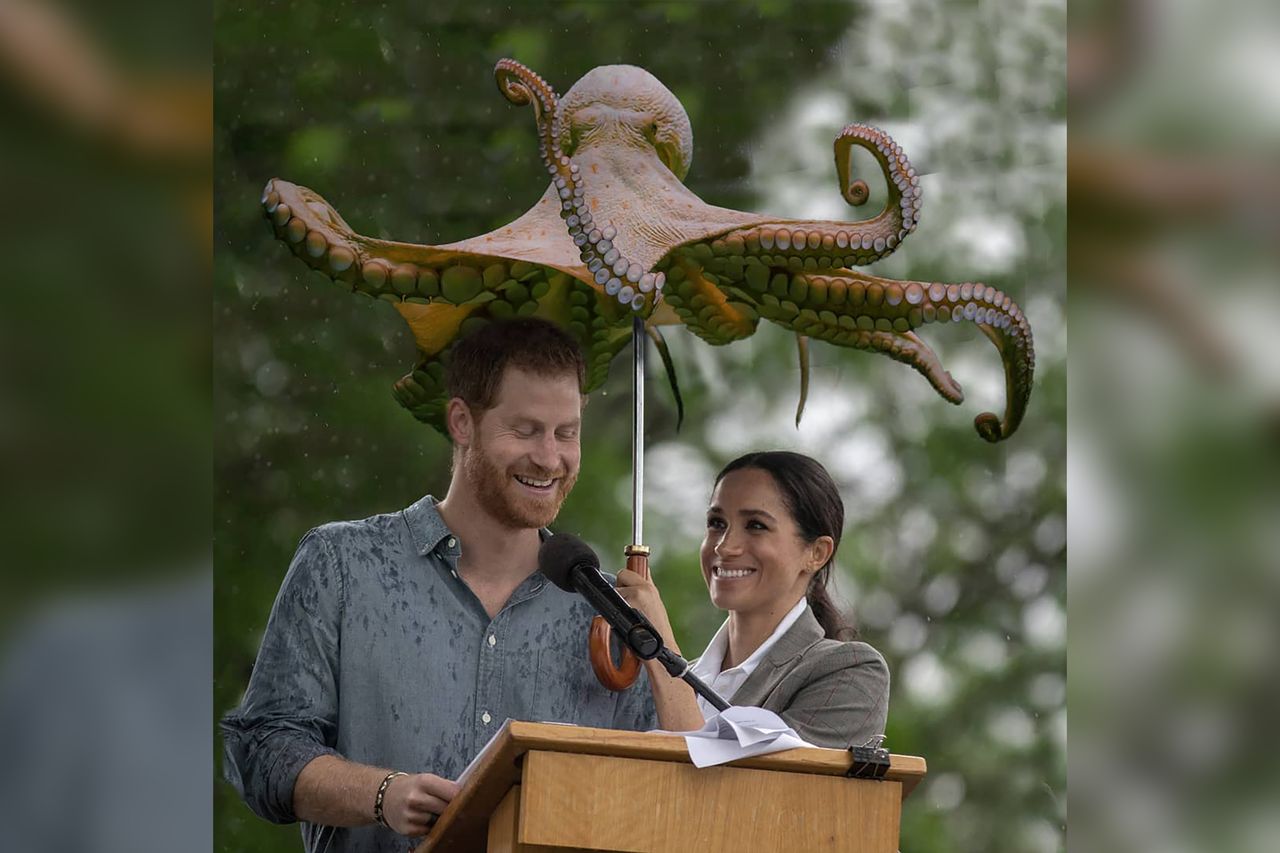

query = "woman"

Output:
[[616, 451, 889, 748]]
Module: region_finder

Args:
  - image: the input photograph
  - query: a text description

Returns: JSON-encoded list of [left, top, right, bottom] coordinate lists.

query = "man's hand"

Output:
[[380, 772, 460, 836]]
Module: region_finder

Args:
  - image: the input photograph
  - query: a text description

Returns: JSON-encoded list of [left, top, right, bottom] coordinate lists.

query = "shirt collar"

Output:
[[401, 494, 553, 592], [691, 619, 730, 679], [692, 598, 810, 680], [401, 494, 452, 556]]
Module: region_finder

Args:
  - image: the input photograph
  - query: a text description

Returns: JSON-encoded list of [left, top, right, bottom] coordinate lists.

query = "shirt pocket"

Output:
[[532, 647, 619, 728]]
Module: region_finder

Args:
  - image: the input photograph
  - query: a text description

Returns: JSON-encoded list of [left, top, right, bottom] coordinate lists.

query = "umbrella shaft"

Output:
[[632, 316, 644, 546]]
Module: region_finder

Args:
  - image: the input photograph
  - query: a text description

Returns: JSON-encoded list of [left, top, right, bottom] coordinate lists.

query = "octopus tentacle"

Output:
[[897, 330, 965, 403], [496, 59, 663, 313], [261, 178, 504, 299], [645, 324, 685, 431], [796, 334, 811, 427], [689, 211, 916, 282], [494, 59, 560, 160], [654, 249, 760, 345], [656, 233, 1033, 440], [674, 123, 921, 274], [971, 321, 1030, 443], [832, 123, 921, 258], [749, 270, 1033, 442], [259, 176, 638, 430]]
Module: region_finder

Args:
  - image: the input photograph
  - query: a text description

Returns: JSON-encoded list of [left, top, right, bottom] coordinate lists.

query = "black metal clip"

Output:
[[845, 736, 890, 780]]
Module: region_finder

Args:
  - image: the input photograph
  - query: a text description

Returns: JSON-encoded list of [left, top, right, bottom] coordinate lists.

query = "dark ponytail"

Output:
[[715, 451, 857, 641]]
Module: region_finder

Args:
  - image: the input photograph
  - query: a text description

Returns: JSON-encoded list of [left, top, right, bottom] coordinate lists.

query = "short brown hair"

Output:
[[446, 317, 586, 413]]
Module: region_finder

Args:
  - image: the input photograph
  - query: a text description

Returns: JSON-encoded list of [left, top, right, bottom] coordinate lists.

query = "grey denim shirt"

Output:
[[220, 495, 656, 852]]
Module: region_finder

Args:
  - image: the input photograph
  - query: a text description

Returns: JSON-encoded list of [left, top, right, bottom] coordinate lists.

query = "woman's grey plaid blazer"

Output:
[[728, 606, 890, 749]]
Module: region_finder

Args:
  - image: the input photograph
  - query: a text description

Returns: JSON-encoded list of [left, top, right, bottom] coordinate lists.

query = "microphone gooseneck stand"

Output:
[[546, 535, 732, 714], [607, 610, 730, 713], [653, 648, 730, 713]]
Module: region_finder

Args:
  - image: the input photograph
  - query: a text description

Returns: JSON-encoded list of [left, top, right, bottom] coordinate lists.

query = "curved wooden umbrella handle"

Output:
[[589, 545, 650, 690]]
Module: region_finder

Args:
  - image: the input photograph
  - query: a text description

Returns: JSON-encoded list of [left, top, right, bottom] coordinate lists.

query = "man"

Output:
[[221, 317, 654, 852]]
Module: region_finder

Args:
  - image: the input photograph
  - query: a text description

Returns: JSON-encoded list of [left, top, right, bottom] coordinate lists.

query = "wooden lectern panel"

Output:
[[516, 751, 901, 853], [419, 722, 931, 850], [487, 786, 566, 853], [486, 785, 521, 853]]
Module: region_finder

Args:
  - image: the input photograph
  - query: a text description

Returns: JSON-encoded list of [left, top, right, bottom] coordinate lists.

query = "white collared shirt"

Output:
[[689, 598, 809, 720]]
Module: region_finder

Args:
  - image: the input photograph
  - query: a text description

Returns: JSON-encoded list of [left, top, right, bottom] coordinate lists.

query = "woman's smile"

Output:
[[711, 565, 758, 580]]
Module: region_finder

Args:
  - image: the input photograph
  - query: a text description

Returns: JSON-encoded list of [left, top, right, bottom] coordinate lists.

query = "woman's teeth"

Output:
[[515, 474, 554, 488], [714, 567, 756, 579]]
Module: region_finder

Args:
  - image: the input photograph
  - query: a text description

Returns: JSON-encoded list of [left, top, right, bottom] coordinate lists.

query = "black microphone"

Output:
[[538, 533, 663, 659], [538, 533, 730, 712]]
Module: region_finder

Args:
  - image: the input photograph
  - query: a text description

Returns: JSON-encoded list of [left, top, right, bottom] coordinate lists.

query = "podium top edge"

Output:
[[503, 720, 928, 781]]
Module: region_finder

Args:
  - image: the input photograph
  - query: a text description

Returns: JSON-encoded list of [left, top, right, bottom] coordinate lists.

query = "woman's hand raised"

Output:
[[616, 567, 705, 731], [615, 568, 681, 656]]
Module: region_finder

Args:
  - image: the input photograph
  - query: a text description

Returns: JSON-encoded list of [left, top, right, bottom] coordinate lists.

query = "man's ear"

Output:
[[445, 397, 475, 447]]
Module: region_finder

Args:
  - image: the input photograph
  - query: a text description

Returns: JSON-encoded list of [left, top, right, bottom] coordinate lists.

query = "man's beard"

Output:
[[462, 441, 577, 530]]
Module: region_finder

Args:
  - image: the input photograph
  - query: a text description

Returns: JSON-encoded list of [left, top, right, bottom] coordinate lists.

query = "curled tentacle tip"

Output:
[[496, 82, 530, 106], [974, 412, 1006, 443], [494, 59, 534, 105], [845, 179, 870, 206]]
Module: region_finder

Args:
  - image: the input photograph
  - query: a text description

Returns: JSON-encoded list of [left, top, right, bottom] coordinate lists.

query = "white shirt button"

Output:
[[487, 634, 497, 647], [481, 711, 492, 724], [446, 537, 457, 548]]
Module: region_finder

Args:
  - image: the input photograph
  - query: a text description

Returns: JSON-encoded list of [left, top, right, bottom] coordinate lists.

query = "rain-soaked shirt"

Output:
[[220, 495, 656, 853]]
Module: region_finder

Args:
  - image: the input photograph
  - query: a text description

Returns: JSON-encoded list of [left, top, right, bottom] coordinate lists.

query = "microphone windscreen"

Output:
[[537, 532, 599, 591]]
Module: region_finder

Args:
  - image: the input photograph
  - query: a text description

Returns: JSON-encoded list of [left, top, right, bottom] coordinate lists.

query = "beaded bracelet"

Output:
[[374, 771, 408, 828]]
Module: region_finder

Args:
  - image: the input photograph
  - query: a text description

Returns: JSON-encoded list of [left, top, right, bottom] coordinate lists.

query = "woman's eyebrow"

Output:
[[705, 505, 776, 521]]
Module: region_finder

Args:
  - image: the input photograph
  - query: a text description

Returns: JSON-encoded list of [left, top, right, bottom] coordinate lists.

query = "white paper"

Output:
[[660, 706, 818, 768], [455, 725, 505, 788], [455, 719, 583, 787]]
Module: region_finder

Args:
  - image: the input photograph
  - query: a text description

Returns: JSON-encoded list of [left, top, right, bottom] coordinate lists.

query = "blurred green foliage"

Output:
[[0, 46, 209, 625], [215, 1, 1065, 851], [1067, 2, 1280, 851]]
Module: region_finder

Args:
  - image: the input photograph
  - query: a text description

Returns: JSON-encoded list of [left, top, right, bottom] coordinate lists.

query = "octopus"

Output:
[[259, 59, 1035, 442]]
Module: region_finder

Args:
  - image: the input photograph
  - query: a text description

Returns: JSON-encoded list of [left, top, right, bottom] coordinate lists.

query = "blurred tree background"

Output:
[[214, 1, 1065, 851]]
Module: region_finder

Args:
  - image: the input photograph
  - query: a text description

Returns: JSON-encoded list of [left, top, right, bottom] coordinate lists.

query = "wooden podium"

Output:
[[415, 721, 926, 853]]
